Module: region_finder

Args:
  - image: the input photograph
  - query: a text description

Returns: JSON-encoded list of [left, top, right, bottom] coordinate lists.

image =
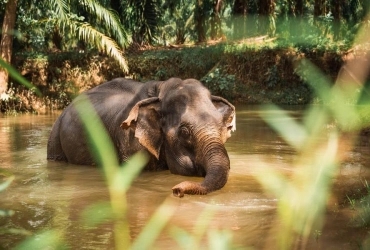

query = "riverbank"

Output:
[[0, 38, 355, 113]]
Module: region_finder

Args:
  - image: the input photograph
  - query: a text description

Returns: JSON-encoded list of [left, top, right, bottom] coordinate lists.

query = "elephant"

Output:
[[47, 77, 236, 197]]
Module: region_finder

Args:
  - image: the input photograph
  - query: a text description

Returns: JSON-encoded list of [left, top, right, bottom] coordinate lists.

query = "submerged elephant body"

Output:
[[47, 78, 235, 197]]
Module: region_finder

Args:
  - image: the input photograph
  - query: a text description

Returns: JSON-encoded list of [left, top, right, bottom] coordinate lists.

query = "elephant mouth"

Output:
[[195, 164, 206, 177]]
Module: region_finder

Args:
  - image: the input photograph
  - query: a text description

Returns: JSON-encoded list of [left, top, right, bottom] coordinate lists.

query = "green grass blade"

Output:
[[80, 201, 114, 228], [260, 104, 308, 151], [0, 209, 15, 217], [114, 151, 148, 192], [72, 93, 118, 180], [0, 176, 15, 192], [131, 199, 177, 250], [0, 58, 41, 96], [15, 230, 66, 250]]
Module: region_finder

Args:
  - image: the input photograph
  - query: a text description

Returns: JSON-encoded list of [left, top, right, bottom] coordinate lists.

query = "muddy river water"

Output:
[[1, 105, 370, 249]]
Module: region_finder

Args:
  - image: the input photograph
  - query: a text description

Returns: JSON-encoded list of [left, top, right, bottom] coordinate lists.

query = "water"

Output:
[[1, 106, 370, 249]]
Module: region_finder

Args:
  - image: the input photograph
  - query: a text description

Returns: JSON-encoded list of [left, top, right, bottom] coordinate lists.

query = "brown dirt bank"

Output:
[[3, 43, 353, 113]]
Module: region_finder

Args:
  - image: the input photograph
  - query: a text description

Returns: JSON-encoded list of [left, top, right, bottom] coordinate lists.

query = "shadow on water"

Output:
[[1, 105, 370, 249]]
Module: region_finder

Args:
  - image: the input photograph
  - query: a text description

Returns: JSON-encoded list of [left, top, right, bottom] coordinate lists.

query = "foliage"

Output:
[[8, 0, 369, 51], [253, 22, 370, 248], [8, 39, 346, 109], [11, 0, 129, 72], [121, 0, 159, 45], [201, 66, 235, 100]]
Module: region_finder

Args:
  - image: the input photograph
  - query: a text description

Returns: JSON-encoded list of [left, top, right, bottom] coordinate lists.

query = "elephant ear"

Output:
[[120, 97, 162, 159], [211, 96, 236, 134]]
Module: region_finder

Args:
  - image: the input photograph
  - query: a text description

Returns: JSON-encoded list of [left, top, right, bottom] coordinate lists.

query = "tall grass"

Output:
[[255, 18, 370, 249]]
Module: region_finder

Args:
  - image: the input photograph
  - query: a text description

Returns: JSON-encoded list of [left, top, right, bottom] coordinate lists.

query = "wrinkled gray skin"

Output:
[[47, 78, 236, 197]]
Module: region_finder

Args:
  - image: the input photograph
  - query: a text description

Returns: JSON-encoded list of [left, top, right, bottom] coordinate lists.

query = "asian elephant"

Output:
[[47, 78, 236, 197]]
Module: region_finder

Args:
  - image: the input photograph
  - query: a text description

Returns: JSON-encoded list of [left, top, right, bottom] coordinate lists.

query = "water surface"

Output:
[[0, 106, 369, 249]]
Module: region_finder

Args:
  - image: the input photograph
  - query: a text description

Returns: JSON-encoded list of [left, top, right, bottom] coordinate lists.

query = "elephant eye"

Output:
[[179, 126, 190, 138], [178, 126, 192, 145]]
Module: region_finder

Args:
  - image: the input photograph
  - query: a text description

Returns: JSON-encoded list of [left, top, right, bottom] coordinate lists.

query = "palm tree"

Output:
[[120, 0, 159, 45], [0, 0, 130, 96]]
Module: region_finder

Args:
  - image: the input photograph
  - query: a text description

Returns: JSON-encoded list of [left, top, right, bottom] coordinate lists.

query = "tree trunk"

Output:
[[210, 0, 223, 40], [296, 0, 303, 16], [290, 0, 304, 36], [232, 0, 248, 39], [0, 0, 18, 95], [314, 0, 325, 19], [331, 0, 342, 40], [195, 0, 207, 43], [258, 0, 275, 36]]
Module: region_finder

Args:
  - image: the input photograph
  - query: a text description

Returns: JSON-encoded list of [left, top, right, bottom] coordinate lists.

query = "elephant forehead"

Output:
[[182, 108, 223, 125]]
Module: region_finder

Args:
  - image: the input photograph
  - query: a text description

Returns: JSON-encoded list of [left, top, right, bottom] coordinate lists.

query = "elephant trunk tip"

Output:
[[171, 181, 208, 198]]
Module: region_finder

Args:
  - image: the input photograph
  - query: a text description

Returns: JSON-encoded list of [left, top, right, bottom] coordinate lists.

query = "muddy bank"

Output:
[[3, 43, 349, 113]]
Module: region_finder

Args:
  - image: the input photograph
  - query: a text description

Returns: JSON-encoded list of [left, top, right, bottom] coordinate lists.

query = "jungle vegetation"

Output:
[[0, 0, 369, 112], [1, 1, 370, 249]]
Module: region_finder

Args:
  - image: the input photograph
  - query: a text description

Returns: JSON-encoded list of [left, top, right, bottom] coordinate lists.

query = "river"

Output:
[[0, 105, 369, 249]]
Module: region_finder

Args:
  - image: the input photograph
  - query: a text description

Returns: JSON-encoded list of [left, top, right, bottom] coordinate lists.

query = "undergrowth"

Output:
[[7, 39, 349, 113]]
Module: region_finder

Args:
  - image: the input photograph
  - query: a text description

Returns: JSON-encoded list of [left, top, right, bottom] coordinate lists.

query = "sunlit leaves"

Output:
[[255, 20, 370, 248], [260, 105, 308, 151], [296, 59, 360, 131], [257, 106, 340, 249], [80, 0, 130, 48], [47, 0, 129, 72], [48, 0, 68, 19], [74, 22, 129, 72]]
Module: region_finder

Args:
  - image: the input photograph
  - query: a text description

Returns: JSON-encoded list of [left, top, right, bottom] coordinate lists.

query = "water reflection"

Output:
[[0, 106, 369, 249]]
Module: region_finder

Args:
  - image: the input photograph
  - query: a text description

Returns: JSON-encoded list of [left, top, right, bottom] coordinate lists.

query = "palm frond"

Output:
[[48, 0, 69, 19], [81, 0, 130, 48], [68, 20, 129, 73]]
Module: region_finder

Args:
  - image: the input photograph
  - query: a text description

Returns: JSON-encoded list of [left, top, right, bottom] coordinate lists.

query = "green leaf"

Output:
[[80, 201, 115, 228], [0, 176, 15, 192], [15, 230, 66, 250], [131, 199, 177, 250], [295, 59, 359, 131], [72, 93, 119, 180], [0, 228, 31, 236], [81, 0, 129, 48], [0, 209, 15, 217], [113, 151, 148, 192], [0, 58, 41, 96], [260, 104, 308, 151]]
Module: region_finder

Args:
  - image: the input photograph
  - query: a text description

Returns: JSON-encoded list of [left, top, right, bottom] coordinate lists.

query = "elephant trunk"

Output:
[[172, 139, 230, 197]]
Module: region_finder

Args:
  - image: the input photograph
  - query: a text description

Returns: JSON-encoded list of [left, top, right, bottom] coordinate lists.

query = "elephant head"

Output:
[[121, 78, 235, 197]]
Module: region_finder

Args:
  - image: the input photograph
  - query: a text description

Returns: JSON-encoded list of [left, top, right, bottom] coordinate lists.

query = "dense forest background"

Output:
[[0, 0, 369, 112]]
